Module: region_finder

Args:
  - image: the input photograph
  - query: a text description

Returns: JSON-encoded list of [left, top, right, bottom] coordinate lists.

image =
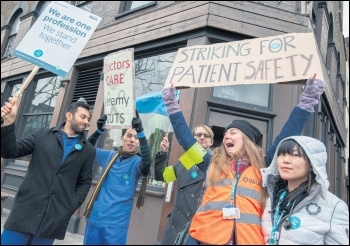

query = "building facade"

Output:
[[1, 1, 348, 244]]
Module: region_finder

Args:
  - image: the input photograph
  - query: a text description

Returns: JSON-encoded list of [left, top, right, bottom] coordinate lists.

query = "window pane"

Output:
[[9, 16, 21, 36], [11, 83, 21, 96], [22, 115, 53, 137], [28, 76, 61, 113], [76, 1, 92, 12], [3, 34, 16, 58], [37, 1, 51, 17], [125, 1, 153, 11], [212, 84, 270, 107]]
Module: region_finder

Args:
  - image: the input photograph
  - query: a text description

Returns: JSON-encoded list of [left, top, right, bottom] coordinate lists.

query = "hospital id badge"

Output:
[[222, 205, 240, 219]]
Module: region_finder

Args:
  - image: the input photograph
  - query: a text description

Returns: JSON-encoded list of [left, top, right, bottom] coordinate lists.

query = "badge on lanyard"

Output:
[[222, 205, 240, 220]]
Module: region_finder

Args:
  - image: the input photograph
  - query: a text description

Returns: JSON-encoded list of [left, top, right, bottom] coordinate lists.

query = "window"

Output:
[[76, 1, 92, 12], [212, 84, 270, 107], [93, 51, 177, 189], [124, 1, 154, 12], [36, 1, 51, 17], [3, 12, 22, 58], [1, 82, 21, 105], [6, 75, 62, 166]]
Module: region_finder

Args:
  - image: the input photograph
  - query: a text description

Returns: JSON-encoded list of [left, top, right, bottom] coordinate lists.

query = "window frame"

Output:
[[2, 9, 23, 59], [75, 1, 93, 12], [115, 1, 156, 19]]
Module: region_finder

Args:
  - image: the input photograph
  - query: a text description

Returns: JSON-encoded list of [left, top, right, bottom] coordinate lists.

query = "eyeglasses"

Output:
[[194, 133, 211, 138]]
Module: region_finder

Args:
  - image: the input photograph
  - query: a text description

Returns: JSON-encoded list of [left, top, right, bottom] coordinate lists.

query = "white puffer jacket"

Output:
[[260, 136, 349, 245]]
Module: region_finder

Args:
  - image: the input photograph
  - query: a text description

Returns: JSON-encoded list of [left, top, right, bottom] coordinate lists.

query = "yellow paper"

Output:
[[179, 142, 206, 170], [163, 166, 177, 183]]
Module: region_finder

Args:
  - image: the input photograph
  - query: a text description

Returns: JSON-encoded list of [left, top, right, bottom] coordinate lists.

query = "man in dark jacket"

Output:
[[1, 97, 96, 245]]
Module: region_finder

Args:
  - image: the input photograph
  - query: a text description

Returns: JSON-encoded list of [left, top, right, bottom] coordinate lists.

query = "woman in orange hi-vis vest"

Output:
[[188, 120, 266, 245]]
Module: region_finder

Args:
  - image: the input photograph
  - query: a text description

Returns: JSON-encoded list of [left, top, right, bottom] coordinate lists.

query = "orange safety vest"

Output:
[[189, 165, 264, 245]]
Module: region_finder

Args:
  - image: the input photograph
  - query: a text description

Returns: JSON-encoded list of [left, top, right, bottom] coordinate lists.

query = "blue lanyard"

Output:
[[267, 190, 288, 245], [230, 159, 241, 202]]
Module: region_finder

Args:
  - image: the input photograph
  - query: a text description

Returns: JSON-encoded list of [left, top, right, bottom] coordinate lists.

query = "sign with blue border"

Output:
[[13, 1, 101, 77]]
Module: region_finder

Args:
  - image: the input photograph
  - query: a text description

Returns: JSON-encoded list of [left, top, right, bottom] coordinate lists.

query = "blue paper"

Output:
[[136, 90, 179, 116]]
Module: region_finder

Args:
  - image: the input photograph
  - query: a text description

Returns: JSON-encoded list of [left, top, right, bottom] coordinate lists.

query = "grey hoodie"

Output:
[[260, 136, 349, 245]]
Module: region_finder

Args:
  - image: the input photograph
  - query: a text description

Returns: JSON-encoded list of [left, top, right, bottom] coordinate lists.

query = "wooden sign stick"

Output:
[[14, 65, 40, 98], [1, 66, 40, 119]]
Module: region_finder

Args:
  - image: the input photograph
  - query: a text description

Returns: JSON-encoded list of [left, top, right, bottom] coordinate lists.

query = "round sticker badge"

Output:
[[123, 174, 130, 185], [190, 170, 198, 179], [75, 144, 82, 150], [289, 216, 301, 230]]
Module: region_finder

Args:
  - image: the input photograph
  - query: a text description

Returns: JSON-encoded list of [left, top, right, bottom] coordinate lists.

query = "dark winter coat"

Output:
[[1, 122, 95, 239]]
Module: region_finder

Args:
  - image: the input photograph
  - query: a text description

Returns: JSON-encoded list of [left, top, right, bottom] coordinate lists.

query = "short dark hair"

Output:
[[122, 128, 127, 136], [67, 98, 90, 114]]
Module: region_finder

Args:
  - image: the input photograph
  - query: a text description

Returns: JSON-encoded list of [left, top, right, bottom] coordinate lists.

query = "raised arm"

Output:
[[265, 74, 325, 165], [87, 114, 107, 146], [132, 117, 152, 175], [162, 85, 196, 150], [154, 133, 169, 181]]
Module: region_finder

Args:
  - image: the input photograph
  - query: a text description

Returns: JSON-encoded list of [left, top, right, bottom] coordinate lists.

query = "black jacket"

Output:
[[1, 122, 95, 239]]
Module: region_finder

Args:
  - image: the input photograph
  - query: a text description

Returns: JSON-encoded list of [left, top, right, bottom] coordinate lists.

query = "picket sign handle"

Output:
[[1, 66, 40, 119], [14, 65, 40, 98]]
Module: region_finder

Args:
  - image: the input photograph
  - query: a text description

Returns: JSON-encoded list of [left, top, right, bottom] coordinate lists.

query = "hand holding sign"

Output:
[[132, 110, 144, 133], [97, 114, 108, 132], [298, 73, 325, 112], [1, 66, 40, 124], [1, 97, 19, 126]]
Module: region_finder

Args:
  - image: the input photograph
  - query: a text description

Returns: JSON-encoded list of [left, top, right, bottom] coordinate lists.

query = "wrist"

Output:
[[3, 118, 15, 126], [137, 131, 145, 138], [96, 129, 104, 135]]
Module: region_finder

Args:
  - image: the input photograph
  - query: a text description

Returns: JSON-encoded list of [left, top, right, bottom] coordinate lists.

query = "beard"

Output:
[[70, 117, 85, 134]]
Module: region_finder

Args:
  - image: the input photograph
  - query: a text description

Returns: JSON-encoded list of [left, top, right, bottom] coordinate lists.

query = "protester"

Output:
[[83, 115, 152, 245], [1, 97, 95, 245], [154, 125, 214, 244], [178, 74, 325, 244], [261, 136, 349, 245]]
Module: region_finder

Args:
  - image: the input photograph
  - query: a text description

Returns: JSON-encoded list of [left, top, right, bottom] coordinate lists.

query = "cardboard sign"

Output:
[[13, 1, 101, 77], [103, 48, 135, 129], [164, 32, 324, 88]]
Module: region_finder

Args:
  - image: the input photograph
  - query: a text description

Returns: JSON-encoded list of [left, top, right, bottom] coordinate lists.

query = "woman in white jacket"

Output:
[[261, 136, 349, 245]]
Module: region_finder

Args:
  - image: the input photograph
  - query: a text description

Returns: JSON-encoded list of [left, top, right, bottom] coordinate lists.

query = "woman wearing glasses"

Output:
[[154, 121, 214, 244]]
